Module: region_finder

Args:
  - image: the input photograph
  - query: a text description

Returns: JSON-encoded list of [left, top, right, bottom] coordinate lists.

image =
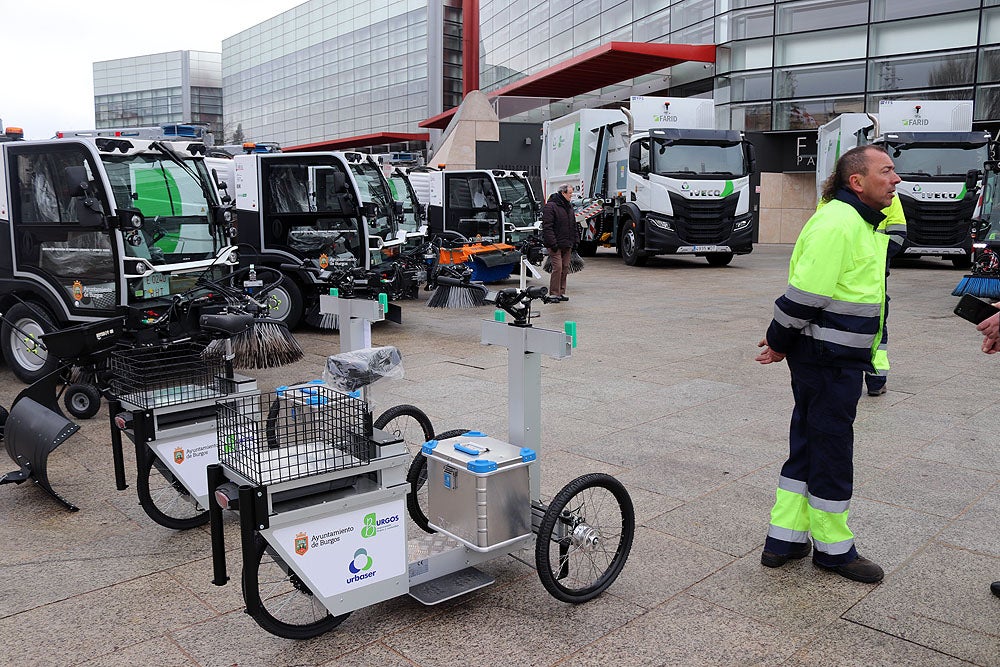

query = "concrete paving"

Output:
[[0, 244, 997, 666]]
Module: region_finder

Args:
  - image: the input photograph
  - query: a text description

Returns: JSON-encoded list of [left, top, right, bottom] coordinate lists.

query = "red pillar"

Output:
[[462, 0, 480, 95]]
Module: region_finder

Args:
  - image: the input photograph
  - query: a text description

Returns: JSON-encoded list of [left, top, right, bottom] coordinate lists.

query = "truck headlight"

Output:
[[734, 219, 751, 231], [648, 217, 673, 231]]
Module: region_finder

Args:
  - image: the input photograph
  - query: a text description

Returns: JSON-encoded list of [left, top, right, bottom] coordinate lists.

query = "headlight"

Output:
[[734, 219, 751, 231], [223, 209, 233, 223], [648, 217, 673, 231]]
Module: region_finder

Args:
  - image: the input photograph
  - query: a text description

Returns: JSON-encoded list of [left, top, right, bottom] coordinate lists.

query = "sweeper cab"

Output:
[[405, 167, 530, 283], [0, 130, 238, 384], [209, 150, 422, 328]]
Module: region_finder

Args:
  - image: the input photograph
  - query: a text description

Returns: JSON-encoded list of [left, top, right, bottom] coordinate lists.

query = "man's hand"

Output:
[[756, 337, 785, 364], [976, 309, 1000, 341], [983, 335, 1000, 354]]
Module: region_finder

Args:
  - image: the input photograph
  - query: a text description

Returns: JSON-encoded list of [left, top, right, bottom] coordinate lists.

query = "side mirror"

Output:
[[745, 141, 758, 174], [393, 200, 404, 216], [332, 170, 348, 194], [966, 169, 982, 193], [64, 165, 91, 197]]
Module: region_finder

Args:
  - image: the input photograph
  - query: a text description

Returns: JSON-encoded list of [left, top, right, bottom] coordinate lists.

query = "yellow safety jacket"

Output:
[[767, 190, 888, 370]]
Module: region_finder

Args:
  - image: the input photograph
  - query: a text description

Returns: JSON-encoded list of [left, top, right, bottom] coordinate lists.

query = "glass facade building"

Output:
[[93, 51, 223, 135], [221, 0, 454, 148]]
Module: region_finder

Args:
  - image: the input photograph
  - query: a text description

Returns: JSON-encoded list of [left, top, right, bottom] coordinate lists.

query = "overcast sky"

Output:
[[0, 0, 304, 140]]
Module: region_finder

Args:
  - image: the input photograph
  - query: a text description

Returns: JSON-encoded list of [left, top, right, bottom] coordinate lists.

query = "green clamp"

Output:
[[379, 293, 389, 311], [494, 309, 506, 322], [564, 320, 577, 348], [329, 287, 339, 297]]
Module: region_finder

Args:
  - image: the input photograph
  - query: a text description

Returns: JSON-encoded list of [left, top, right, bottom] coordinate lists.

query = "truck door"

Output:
[[6, 142, 118, 316], [444, 173, 501, 242]]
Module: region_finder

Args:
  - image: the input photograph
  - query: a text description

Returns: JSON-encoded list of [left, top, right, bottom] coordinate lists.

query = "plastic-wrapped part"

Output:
[[323, 346, 404, 393]]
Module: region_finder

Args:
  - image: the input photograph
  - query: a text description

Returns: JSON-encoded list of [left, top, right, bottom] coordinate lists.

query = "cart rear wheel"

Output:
[[374, 404, 434, 459], [245, 533, 349, 640], [64, 383, 102, 420], [405, 428, 471, 534], [1, 302, 59, 384], [535, 473, 635, 603], [136, 452, 209, 530]]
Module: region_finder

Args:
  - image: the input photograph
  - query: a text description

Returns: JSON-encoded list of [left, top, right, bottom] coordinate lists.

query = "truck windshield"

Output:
[[890, 144, 989, 179], [495, 175, 538, 227], [349, 161, 398, 243], [102, 154, 220, 263], [651, 140, 747, 178], [386, 174, 421, 232]]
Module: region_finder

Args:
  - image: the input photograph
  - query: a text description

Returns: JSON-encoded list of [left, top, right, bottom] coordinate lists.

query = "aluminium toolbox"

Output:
[[423, 432, 536, 552]]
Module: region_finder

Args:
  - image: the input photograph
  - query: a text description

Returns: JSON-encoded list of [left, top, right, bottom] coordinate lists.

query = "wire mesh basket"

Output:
[[110, 342, 229, 409], [216, 385, 371, 486]]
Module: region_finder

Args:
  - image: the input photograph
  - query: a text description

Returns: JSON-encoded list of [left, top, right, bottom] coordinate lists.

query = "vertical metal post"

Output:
[[238, 484, 261, 615], [507, 333, 542, 502], [108, 398, 128, 491], [207, 464, 229, 586]]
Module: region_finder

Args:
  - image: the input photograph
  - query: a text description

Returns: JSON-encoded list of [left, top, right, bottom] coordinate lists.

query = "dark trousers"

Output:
[[548, 247, 571, 296], [765, 358, 863, 566]]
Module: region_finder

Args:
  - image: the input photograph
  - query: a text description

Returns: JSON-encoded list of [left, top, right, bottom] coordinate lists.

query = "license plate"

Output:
[[903, 247, 964, 255], [677, 245, 730, 253], [141, 272, 170, 298]]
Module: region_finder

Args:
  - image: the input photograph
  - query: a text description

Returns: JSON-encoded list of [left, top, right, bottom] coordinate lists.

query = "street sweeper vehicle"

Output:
[[0, 127, 241, 390], [405, 167, 533, 282], [541, 96, 757, 267], [210, 150, 422, 329], [816, 100, 992, 268]]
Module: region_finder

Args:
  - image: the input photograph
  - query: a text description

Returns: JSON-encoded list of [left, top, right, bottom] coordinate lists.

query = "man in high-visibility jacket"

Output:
[[866, 194, 906, 395], [756, 145, 900, 584]]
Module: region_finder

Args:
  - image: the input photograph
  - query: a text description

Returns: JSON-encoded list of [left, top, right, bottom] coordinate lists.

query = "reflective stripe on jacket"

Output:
[[766, 193, 888, 370]]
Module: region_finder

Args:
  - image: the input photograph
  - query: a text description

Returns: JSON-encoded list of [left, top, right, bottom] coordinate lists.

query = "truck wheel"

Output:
[[262, 279, 303, 329], [620, 219, 648, 267], [576, 240, 598, 257], [706, 253, 734, 267], [1, 302, 60, 384], [952, 255, 973, 269]]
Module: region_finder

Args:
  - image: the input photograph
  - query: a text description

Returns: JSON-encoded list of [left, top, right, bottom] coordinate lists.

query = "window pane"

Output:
[[775, 26, 866, 66], [725, 70, 772, 101], [871, 0, 978, 22], [672, 0, 715, 31], [725, 37, 773, 72], [775, 61, 866, 98], [774, 97, 864, 130], [777, 0, 867, 34], [975, 85, 1000, 119], [983, 8, 1000, 44], [717, 6, 773, 42], [635, 6, 670, 42], [869, 51, 975, 93], [866, 87, 975, 112], [980, 46, 1000, 83], [729, 102, 771, 131], [870, 12, 978, 57]]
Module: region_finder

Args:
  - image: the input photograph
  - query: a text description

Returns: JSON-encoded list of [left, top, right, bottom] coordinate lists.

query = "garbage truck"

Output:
[[0, 123, 238, 382], [816, 100, 992, 267], [209, 150, 421, 328], [540, 96, 757, 266]]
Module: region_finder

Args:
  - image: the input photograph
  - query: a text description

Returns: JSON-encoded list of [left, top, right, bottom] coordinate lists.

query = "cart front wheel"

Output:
[[405, 428, 472, 534], [535, 473, 635, 604], [136, 452, 209, 530], [64, 383, 102, 420], [245, 533, 350, 640]]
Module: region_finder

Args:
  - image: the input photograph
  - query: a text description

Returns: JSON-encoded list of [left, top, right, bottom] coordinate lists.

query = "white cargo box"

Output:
[[878, 100, 973, 133], [630, 96, 715, 132], [423, 432, 534, 552]]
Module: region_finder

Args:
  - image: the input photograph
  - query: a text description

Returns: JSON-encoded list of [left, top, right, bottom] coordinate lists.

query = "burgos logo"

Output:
[[346, 548, 376, 583], [173, 447, 185, 464], [294, 532, 308, 556], [362, 511, 401, 538]]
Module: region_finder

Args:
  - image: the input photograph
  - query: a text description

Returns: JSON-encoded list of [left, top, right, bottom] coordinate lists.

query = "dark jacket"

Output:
[[541, 193, 576, 250]]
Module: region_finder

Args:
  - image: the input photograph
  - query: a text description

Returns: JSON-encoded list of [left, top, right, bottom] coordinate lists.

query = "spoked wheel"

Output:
[[535, 473, 635, 603], [373, 404, 434, 458], [136, 452, 209, 530], [405, 428, 471, 534], [245, 533, 350, 640]]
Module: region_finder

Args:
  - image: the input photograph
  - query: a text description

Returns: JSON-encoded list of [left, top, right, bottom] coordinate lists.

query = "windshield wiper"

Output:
[[149, 141, 215, 206]]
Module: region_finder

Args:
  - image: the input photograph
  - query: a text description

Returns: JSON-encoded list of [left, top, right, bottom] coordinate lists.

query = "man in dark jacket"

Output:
[[541, 184, 576, 302]]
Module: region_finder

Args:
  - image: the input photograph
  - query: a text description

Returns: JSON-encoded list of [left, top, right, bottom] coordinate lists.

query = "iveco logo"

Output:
[[690, 189, 723, 197], [916, 192, 961, 200]]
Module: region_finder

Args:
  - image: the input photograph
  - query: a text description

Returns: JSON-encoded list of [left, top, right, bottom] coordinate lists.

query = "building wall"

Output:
[[757, 172, 816, 243], [222, 0, 435, 147], [93, 51, 222, 134]]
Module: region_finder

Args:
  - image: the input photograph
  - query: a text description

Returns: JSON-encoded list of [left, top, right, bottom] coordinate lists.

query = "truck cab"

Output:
[[0, 133, 237, 381]]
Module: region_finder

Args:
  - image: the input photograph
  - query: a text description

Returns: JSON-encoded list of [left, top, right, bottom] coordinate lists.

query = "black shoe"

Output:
[[559, 295, 569, 302], [992, 581, 1000, 598], [761, 541, 811, 568], [814, 554, 884, 583], [867, 385, 887, 396], [543, 296, 561, 304]]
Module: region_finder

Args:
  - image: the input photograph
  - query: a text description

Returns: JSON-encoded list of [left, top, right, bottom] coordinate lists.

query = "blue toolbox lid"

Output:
[[467, 459, 498, 473], [520, 447, 537, 462], [421, 439, 438, 455], [462, 430, 487, 437]]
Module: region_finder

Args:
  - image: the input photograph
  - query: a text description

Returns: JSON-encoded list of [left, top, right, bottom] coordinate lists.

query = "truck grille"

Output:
[[667, 192, 741, 244], [901, 197, 975, 247]]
